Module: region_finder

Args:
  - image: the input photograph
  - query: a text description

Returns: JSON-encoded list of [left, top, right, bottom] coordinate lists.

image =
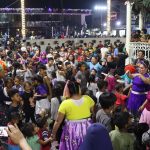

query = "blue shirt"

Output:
[[8, 145, 21, 150], [114, 48, 118, 57], [121, 74, 132, 85], [87, 62, 102, 73], [36, 84, 48, 95]]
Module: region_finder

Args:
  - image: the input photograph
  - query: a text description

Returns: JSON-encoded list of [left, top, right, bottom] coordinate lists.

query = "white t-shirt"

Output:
[[46, 64, 55, 78], [87, 83, 98, 96], [21, 46, 27, 52], [101, 47, 108, 59], [56, 71, 66, 82], [24, 69, 33, 82], [96, 91, 103, 104], [51, 96, 63, 120], [15, 69, 25, 77]]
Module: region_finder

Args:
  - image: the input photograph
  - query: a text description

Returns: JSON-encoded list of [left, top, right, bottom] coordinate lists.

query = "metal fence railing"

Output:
[[129, 42, 150, 63]]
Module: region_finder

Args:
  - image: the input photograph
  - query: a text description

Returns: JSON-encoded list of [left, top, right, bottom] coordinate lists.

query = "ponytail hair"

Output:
[[67, 81, 80, 97], [63, 80, 80, 98]]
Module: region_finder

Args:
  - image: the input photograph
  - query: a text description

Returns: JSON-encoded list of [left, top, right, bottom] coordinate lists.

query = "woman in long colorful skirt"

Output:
[[51, 80, 95, 150]]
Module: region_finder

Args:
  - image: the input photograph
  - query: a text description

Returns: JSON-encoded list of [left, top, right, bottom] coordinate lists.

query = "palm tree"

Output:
[[129, 0, 150, 15], [131, 0, 150, 29]]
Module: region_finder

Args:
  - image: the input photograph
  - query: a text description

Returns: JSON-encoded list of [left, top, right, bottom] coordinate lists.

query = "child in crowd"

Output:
[[12, 62, 26, 79], [3, 77, 13, 106], [114, 83, 128, 111], [39, 52, 48, 65], [90, 69, 98, 81], [87, 74, 98, 96], [50, 82, 64, 146], [51, 71, 58, 87], [24, 62, 33, 82], [32, 75, 50, 115], [96, 92, 116, 132], [116, 65, 135, 88], [51, 83, 63, 121], [21, 82, 35, 123], [109, 112, 135, 150], [85, 89, 97, 122], [37, 117, 51, 150], [38, 64, 51, 100], [67, 54, 75, 66], [46, 57, 56, 79], [7, 89, 24, 128], [75, 62, 88, 92], [65, 61, 74, 81], [35, 109, 49, 123], [13, 76, 24, 95], [96, 79, 108, 105], [56, 61, 66, 82], [103, 69, 116, 93], [7, 112, 20, 147], [22, 123, 41, 150], [120, 72, 132, 87]]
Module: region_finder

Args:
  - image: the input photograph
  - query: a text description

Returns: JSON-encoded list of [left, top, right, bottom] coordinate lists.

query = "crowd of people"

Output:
[[131, 29, 150, 43], [0, 38, 150, 150]]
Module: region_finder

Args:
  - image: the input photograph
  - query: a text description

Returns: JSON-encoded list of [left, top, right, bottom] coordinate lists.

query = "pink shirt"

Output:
[[106, 76, 116, 92], [146, 91, 150, 111]]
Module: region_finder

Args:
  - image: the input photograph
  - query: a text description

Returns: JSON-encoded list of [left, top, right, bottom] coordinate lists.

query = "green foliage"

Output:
[[131, 0, 150, 15], [134, 0, 143, 7], [143, 0, 150, 8], [132, 4, 141, 15]]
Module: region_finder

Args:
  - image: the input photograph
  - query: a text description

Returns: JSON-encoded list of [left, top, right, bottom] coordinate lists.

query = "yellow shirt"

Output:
[[58, 95, 95, 120]]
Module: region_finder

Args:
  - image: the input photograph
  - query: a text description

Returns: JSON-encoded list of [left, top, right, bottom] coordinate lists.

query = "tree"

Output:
[[122, 0, 150, 19], [143, 0, 150, 8], [132, 0, 150, 17], [130, 0, 150, 28]]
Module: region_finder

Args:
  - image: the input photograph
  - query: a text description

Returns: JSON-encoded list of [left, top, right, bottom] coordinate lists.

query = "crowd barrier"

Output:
[[129, 42, 150, 63], [25, 38, 126, 50]]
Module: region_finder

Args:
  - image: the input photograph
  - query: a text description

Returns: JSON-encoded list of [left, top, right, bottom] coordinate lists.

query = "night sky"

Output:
[[0, 0, 106, 9]]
